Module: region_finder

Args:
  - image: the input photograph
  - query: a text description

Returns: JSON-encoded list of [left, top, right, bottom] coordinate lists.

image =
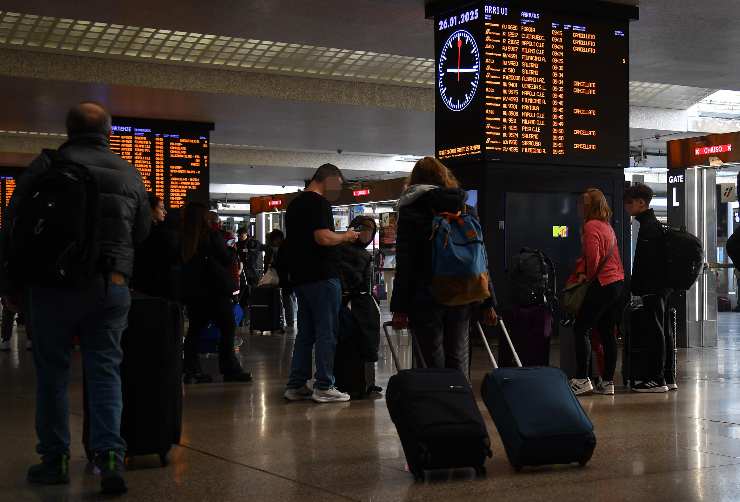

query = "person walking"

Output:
[[569, 188, 625, 396], [390, 157, 497, 377], [181, 202, 252, 384], [283, 163, 360, 403], [624, 183, 673, 393], [2, 102, 150, 494]]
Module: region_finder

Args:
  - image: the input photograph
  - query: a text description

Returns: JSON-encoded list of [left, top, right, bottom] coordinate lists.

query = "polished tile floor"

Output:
[[3, 313, 740, 501]]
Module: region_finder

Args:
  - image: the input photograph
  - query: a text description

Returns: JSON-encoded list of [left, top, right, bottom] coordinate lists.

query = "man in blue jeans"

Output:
[[3, 102, 150, 494], [283, 164, 359, 403]]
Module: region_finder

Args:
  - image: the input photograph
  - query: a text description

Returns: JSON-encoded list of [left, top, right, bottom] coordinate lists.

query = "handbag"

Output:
[[258, 267, 280, 288], [560, 240, 616, 317]]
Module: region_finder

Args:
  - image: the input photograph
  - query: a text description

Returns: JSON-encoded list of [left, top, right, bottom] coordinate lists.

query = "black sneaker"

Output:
[[27, 454, 70, 485], [631, 380, 669, 393], [94, 450, 127, 495]]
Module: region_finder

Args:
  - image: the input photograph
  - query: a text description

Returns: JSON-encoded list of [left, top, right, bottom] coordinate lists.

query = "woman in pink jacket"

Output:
[[570, 189, 625, 396]]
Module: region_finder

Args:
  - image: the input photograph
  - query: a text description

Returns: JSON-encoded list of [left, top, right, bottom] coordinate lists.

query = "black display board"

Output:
[[110, 118, 214, 209], [0, 168, 18, 229], [435, 2, 630, 168]]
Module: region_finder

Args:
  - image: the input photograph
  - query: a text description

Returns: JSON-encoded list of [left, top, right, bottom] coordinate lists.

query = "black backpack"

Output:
[[6, 150, 101, 287], [662, 225, 703, 291], [509, 248, 555, 307]]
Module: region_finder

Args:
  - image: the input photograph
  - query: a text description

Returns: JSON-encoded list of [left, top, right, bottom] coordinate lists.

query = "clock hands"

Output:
[[457, 36, 462, 82]]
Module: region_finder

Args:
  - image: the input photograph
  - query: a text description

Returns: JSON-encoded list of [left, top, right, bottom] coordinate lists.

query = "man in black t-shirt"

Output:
[[283, 164, 359, 403]]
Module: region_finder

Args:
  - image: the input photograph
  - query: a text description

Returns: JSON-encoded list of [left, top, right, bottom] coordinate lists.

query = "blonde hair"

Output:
[[408, 157, 460, 189], [582, 188, 613, 222]]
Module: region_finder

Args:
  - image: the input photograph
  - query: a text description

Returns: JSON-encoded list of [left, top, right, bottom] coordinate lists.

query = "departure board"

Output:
[[109, 118, 214, 209], [0, 171, 17, 229], [435, 2, 629, 168]]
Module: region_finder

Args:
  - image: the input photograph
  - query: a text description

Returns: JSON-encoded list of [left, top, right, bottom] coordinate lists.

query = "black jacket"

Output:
[[338, 243, 373, 296], [182, 229, 237, 301], [132, 222, 181, 300], [390, 185, 496, 313], [8, 133, 150, 278], [631, 209, 666, 296]]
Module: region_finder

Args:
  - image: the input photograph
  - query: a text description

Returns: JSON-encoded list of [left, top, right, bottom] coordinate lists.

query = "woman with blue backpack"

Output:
[[391, 157, 497, 377]]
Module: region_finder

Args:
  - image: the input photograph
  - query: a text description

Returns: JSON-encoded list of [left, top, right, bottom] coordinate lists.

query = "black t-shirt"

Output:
[[286, 191, 338, 285]]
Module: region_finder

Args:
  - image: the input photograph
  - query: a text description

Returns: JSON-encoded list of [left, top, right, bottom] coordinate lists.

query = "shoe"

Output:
[[94, 450, 127, 495], [27, 454, 70, 485], [631, 380, 669, 393], [569, 378, 593, 396], [0, 339, 9, 351], [666, 382, 679, 391], [593, 380, 615, 395], [223, 371, 252, 383], [312, 387, 351, 403], [184, 372, 213, 384], [284, 385, 313, 401], [26, 340, 32, 351]]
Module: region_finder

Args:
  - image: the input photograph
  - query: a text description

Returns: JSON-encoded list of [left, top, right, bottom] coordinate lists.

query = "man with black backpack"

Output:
[[2, 102, 150, 494], [623, 183, 674, 393]]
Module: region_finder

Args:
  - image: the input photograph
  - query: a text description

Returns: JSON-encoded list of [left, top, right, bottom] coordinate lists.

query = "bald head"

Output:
[[66, 101, 112, 137]]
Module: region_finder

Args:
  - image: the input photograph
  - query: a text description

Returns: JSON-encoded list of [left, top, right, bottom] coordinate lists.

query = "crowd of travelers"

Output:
[[0, 101, 684, 494]]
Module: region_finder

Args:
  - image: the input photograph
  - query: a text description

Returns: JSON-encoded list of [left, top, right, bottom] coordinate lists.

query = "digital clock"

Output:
[[438, 29, 480, 112]]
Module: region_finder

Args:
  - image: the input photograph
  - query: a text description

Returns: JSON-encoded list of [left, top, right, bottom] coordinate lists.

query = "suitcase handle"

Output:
[[476, 320, 522, 369], [383, 321, 427, 372]]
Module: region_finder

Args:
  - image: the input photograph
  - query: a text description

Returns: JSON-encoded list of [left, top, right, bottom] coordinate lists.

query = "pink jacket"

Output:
[[582, 220, 624, 286]]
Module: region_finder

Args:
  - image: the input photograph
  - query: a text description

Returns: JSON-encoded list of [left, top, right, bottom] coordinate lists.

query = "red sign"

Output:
[[353, 189, 371, 197], [694, 144, 733, 156], [268, 200, 282, 207]]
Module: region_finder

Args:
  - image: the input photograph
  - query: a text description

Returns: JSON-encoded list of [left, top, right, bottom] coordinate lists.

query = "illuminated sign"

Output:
[[268, 200, 283, 207], [435, 2, 630, 167], [110, 118, 213, 209], [353, 189, 371, 197], [694, 144, 732, 156], [552, 225, 569, 238]]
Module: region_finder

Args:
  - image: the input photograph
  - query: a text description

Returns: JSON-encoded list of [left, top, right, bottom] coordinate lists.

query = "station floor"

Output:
[[3, 312, 740, 501]]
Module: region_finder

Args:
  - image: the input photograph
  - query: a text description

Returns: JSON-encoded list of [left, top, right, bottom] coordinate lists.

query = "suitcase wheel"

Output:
[[513, 464, 523, 472], [159, 453, 169, 467], [474, 465, 487, 478]]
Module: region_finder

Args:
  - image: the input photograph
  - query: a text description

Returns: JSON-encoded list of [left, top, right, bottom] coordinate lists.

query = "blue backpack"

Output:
[[430, 211, 491, 306]]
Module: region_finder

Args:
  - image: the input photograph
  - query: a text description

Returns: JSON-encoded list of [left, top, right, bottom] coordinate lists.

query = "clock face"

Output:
[[438, 29, 480, 112]]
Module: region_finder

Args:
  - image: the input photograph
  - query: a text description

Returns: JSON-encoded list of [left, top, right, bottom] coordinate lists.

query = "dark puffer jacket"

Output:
[[390, 185, 496, 314], [10, 133, 150, 278]]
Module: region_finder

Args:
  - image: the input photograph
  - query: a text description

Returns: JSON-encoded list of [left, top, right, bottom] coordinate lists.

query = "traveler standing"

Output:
[[181, 202, 252, 384], [569, 188, 625, 396], [390, 157, 497, 377], [237, 229, 265, 288], [2, 102, 150, 494], [132, 194, 181, 300], [264, 229, 296, 330], [283, 163, 359, 403], [624, 183, 673, 393]]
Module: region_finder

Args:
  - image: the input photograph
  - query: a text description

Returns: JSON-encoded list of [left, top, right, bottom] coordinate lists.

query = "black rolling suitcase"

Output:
[[478, 321, 596, 471], [383, 322, 491, 480], [249, 286, 283, 332], [84, 294, 183, 466]]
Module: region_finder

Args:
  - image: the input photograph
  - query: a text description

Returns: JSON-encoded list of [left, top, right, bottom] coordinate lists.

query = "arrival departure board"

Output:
[[435, 2, 629, 167], [0, 171, 17, 229], [109, 118, 213, 209]]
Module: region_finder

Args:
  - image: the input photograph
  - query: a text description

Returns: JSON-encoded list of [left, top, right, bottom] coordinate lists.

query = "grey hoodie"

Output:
[[396, 184, 440, 210]]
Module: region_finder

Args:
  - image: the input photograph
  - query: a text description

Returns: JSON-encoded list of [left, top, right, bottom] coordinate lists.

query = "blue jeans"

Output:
[[28, 276, 130, 460], [287, 278, 341, 390]]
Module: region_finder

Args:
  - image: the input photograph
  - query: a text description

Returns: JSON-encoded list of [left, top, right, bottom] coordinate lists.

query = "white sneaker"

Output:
[[666, 383, 679, 391], [570, 378, 593, 396], [593, 380, 615, 396], [631, 380, 669, 393], [312, 387, 351, 403], [0, 339, 9, 351], [284, 385, 313, 401]]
